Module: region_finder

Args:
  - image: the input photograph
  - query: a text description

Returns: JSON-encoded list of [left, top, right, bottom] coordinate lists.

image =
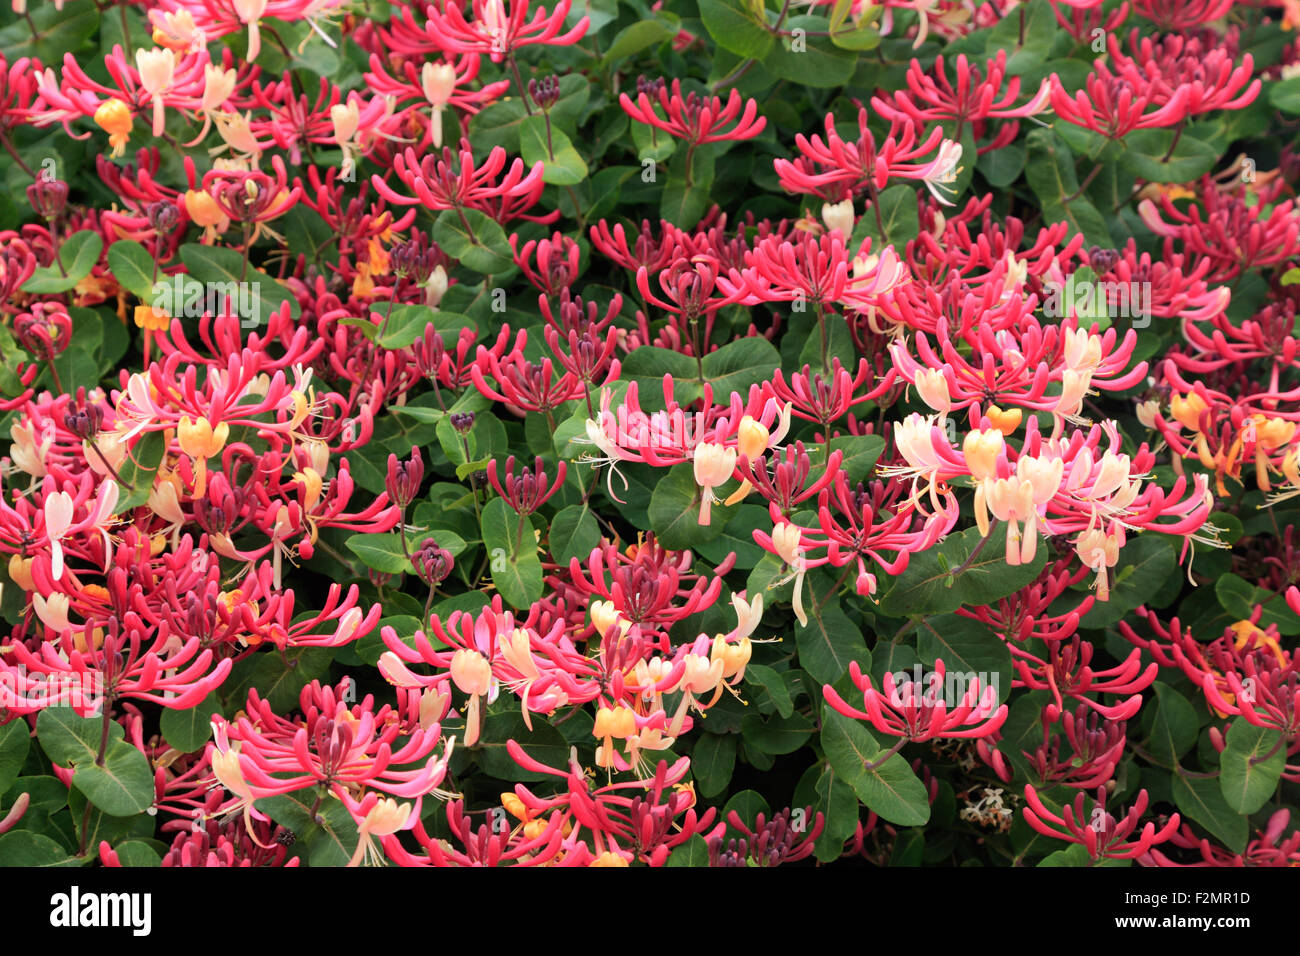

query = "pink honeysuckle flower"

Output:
[[1023, 785, 1180, 861], [824, 658, 1008, 743], [420, 0, 588, 63]]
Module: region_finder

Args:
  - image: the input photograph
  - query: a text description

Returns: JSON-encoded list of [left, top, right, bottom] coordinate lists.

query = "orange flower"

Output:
[[94, 98, 133, 158]]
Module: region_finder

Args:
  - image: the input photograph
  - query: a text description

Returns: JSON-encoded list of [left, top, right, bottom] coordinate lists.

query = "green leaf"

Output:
[[797, 599, 870, 685], [548, 504, 600, 565], [1172, 772, 1247, 853], [1270, 75, 1300, 114], [178, 243, 301, 323], [820, 434, 885, 485], [977, 142, 1026, 188], [620, 346, 701, 409], [1024, 128, 1113, 247], [159, 691, 224, 752], [72, 739, 154, 816], [1215, 574, 1300, 635], [796, 763, 859, 862], [113, 430, 167, 513], [1219, 721, 1285, 815], [648, 462, 727, 550], [376, 306, 474, 350], [22, 231, 102, 294], [1148, 682, 1198, 767], [345, 533, 414, 575], [827, 0, 882, 50], [432, 208, 513, 274], [222, 647, 334, 714], [762, 20, 857, 88], [1075, 536, 1175, 628], [691, 733, 737, 798], [0, 719, 31, 796], [0, 0, 98, 61], [602, 18, 675, 63], [821, 708, 930, 827], [878, 524, 1046, 617], [106, 239, 157, 300], [741, 712, 815, 755], [700, 336, 782, 401], [480, 496, 544, 609], [666, 834, 711, 866], [721, 790, 771, 834], [914, 614, 1013, 705], [1038, 843, 1098, 867], [520, 115, 589, 186], [468, 74, 590, 152], [261, 790, 360, 867], [745, 663, 794, 718], [856, 184, 919, 249], [660, 169, 714, 231], [0, 831, 84, 867], [1121, 129, 1219, 184], [110, 840, 163, 867], [698, 0, 774, 59], [36, 708, 122, 766], [475, 713, 568, 782]]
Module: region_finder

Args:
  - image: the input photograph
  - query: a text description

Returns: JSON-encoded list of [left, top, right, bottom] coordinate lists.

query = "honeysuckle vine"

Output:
[[0, 0, 1297, 869]]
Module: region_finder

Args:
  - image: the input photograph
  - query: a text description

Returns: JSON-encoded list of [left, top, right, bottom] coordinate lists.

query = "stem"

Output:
[[514, 511, 528, 556], [239, 223, 252, 281], [948, 524, 995, 580], [710, 0, 791, 94], [1160, 122, 1185, 163], [814, 300, 828, 370], [816, 564, 853, 612], [862, 736, 908, 771], [79, 697, 115, 856], [376, 291, 398, 343], [0, 131, 36, 178], [46, 357, 64, 395], [119, 0, 133, 59], [867, 181, 886, 236], [507, 56, 533, 115], [1063, 163, 1103, 204], [453, 204, 478, 244]]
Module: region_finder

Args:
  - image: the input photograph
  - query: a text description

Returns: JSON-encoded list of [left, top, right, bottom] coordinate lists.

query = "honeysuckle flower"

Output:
[[207, 721, 275, 848], [93, 98, 133, 157], [43, 490, 75, 580], [692, 442, 736, 526], [177, 416, 230, 497], [1023, 785, 1179, 861], [824, 659, 1008, 743], [913, 139, 963, 206], [345, 794, 416, 867], [420, 61, 458, 148], [421, 0, 589, 63], [822, 199, 854, 237], [619, 79, 766, 147], [135, 47, 176, 136], [233, 0, 269, 61], [768, 521, 808, 627], [450, 647, 495, 746], [1075, 522, 1123, 601]]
